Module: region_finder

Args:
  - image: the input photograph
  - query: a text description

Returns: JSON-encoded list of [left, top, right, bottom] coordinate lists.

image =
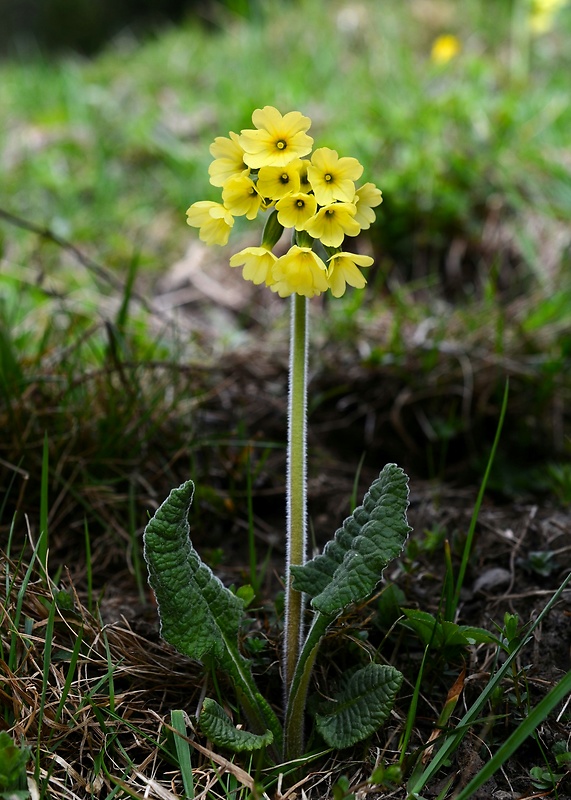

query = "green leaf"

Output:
[[0, 731, 31, 792], [400, 609, 496, 650], [143, 481, 246, 667], [315, 663, 403, 749], [143, 481, 282, 753], [199, 698, 274, 753], [291, 464, 411, 616]]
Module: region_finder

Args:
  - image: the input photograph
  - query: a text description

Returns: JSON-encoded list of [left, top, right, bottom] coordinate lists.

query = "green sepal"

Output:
[[314, 663, 403, 749], [295, 229, 314, 248], [261, 209, 284, 250], [291, 464, 411, 615], [199, 698, 273, 753]]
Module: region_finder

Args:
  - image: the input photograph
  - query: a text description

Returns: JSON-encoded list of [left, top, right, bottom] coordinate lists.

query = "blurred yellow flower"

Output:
[[239, 106, 313, 169], [229, 246, 277, 285], [186, 201, 234, 246], [430, 34, 461, 64], [208, 132, 249, 187], [304, 202, 360, 247], [530, 0, 568, 33], [307, 147, 363, 206], [271, 245, 329, 297], [222, 174, 263, 219], [327, 252, 373, 298]]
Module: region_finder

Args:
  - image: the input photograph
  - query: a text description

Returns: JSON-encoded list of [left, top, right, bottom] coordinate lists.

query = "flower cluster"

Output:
[[186, 106, 382, 298]]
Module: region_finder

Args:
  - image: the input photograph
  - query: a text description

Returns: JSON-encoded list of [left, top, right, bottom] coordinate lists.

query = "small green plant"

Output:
[[143, 107, 410, 767], [0, 731, 31, 799]]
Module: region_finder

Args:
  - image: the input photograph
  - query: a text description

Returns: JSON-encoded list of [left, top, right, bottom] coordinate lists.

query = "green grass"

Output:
[[1, 0, 570, 277]]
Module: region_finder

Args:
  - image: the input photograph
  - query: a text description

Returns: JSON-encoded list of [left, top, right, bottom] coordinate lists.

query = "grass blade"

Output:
[[170, 710, 195, 799], [453, 669, 571, 800], [407, 569, 571, 796], [451, 379, 509, 617]]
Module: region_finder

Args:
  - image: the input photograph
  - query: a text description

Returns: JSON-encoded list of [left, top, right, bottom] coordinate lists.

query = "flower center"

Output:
[[276, 140, 287, 150], [326, 208, 334, 216], [280, 173, 290, 184], [324, 173, 333, 182], [296, 199, 305, 208]]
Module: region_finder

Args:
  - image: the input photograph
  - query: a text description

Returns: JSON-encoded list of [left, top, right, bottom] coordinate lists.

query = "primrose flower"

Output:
[[430, 34, 461, 64], [257, 160, 302, 201], [208, 132, 249, 187], [304, 202, 361, 247], [327, 251, 373, 298], [186, 106, 383, 298], [222, 174, 263, 219], [307, 147, 363, 206], [271, 245, 329, 298], [229, 246, 278, 286], [297, 159, 313, 194], [275, 192, 317, 230], [354, 182, 383, 230], [186, 201, 234, 246], [239, 106, 314, 169]]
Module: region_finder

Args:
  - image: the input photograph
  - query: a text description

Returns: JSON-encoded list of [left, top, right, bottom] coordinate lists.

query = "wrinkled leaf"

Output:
[[315, 664, 403, 748], [199, 698, 273, 752], [143, 481, 282, 750], [292, 464, 411, 615], [143, 481, 246, 668]]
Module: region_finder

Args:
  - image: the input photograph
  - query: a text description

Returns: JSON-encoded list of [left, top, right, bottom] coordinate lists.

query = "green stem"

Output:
[[284, 612, 331, 762], [284, 293, 309, 696]]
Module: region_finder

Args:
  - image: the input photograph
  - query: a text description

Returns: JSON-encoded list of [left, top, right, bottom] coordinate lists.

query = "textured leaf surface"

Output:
[[315, 664, 403, 749], [143, 481, 282, 755], [199, 698, 273, 752], [291, 464, 410, 615], [143, 481, 247, 668]]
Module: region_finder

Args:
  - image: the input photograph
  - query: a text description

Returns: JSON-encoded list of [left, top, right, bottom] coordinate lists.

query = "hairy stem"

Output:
[[284, 612, 331, 762], [284, 292, 309, 697]]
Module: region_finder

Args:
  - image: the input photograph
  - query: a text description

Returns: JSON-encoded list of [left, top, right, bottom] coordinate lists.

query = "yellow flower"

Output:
[[430, 34, 461, 64], [275, 192, 317, 230], [239, 106, 314, 169], [327, 252, 373, 298], [307, 147, 363, 206], [257, 160, 302, 201], [208, 132, 249, 187], [354, 183, 383, 230], [271, 245, 329, 298], [229, 246, 277, 286], [304, 202, 360, 248], [222, 174, 263, 220], [530, 0, 568, 33], [186, 201, 234, 246], [297, 159, 313, 194]]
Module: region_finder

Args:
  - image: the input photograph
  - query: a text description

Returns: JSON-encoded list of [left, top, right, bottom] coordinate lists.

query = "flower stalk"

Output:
[[284, 292, 309, 695]]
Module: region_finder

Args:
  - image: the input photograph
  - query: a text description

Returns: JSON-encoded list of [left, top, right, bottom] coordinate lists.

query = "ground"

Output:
[[1, 240, 570, 800]]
